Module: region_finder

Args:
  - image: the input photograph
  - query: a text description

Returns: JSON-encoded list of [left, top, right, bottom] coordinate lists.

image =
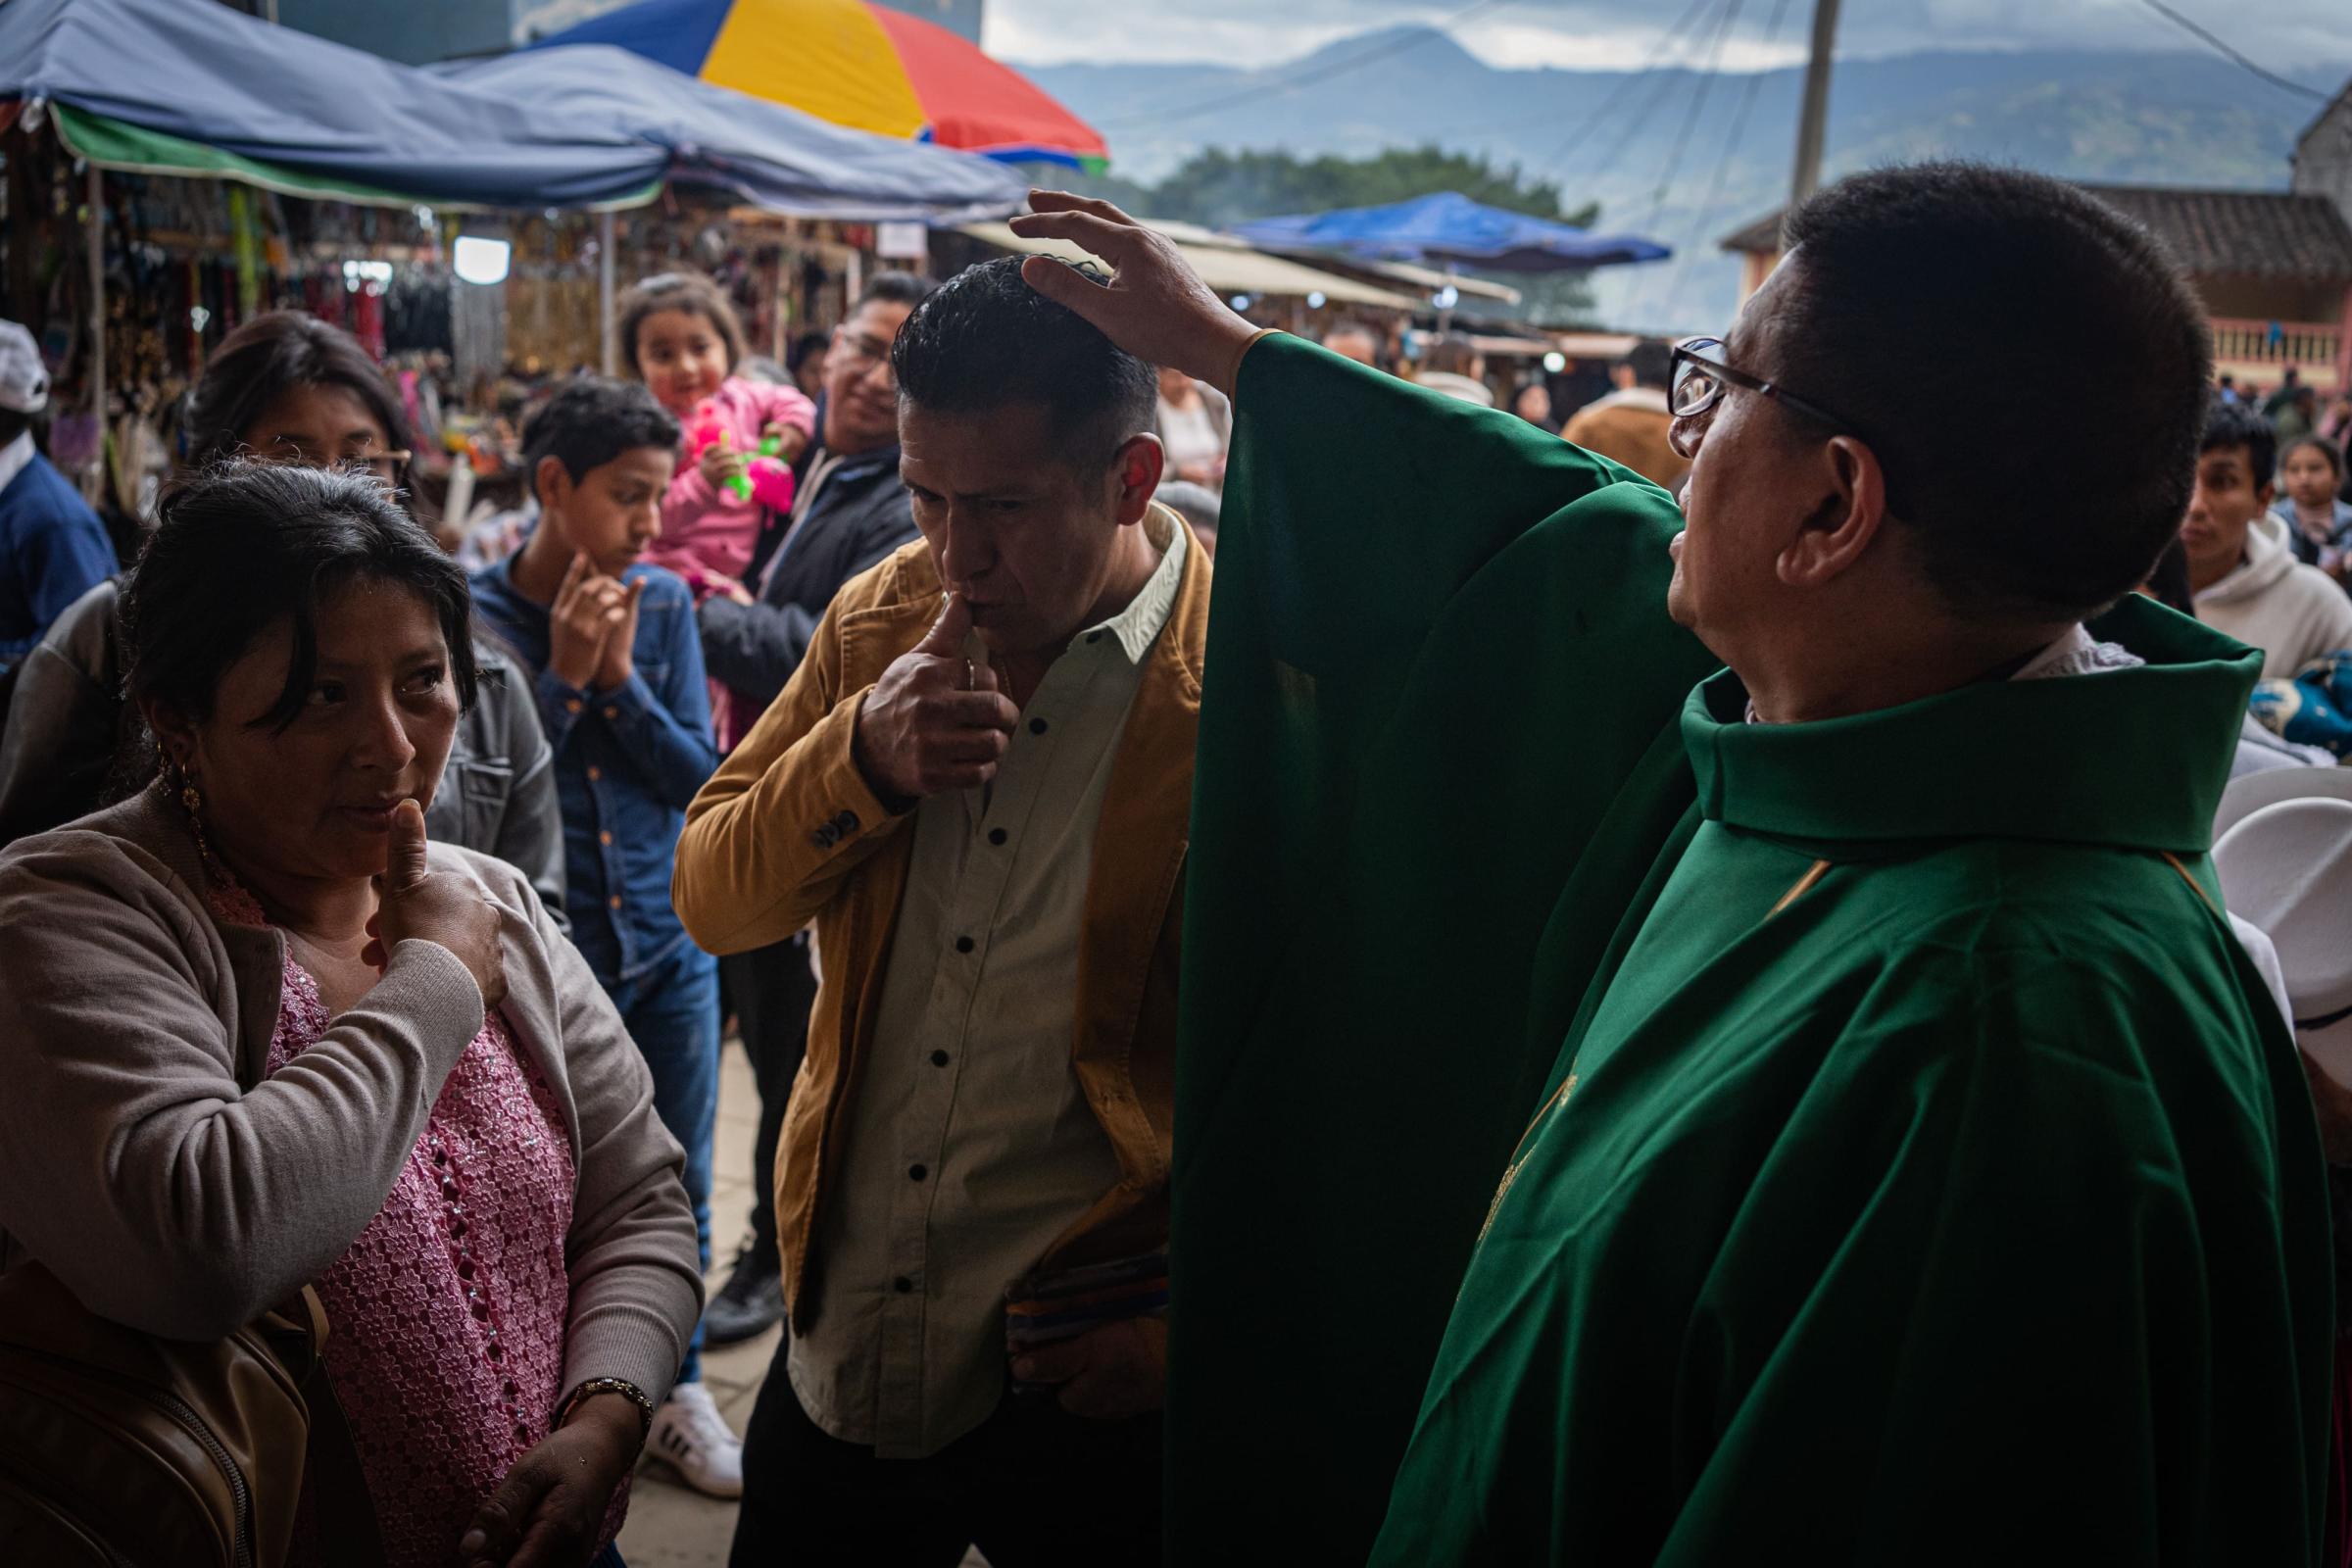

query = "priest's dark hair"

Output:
[[892, 256, 1156, 470], [122, 462, 478, 734], [1775, 163, 2210, 622], [2142, 538, 2194, 617], [521, 375, 681, 501], [2201, 397, 2278, 487]]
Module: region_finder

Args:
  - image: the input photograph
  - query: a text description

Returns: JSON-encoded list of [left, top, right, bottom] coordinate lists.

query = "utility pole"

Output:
[[1788, 0, 1841, 204]]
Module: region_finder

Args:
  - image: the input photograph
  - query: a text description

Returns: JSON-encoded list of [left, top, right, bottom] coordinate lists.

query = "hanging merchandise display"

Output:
[[4, 102, 914, 527], [227, 184, 261, 321]]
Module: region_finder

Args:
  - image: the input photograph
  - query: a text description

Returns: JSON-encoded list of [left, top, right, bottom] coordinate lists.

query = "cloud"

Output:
[[982, 11, 1365, 67], [984, 0, 2352, 71]]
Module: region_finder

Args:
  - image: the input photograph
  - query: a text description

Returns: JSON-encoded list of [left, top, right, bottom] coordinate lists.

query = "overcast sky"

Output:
[[982, 0, 2352, 73]]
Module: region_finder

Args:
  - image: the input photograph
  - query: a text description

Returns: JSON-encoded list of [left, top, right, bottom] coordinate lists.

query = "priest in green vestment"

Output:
[[1011, 164, 2331, 1565]]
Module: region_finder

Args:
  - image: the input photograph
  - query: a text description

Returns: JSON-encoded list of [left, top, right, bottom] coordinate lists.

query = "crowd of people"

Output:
[[0, 156, 2349, 1568]]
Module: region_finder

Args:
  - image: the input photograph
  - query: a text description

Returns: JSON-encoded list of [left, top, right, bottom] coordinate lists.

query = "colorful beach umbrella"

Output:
[[529, 0, 1109, 172]]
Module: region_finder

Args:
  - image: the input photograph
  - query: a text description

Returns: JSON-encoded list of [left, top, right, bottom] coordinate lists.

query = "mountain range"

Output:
[[1022, 29, 2349, 330]]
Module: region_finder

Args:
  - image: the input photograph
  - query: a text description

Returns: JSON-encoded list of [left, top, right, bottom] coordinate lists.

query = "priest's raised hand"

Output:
[[1011, 191, 1261, 397]]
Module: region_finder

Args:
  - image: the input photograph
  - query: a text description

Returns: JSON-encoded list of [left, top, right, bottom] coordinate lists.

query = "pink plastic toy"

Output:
[[748, 459, 794, 510], [687, 398, 794, 509]]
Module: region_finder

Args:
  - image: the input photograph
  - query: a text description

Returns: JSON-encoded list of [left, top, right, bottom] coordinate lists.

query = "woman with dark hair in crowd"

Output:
[[0, 462, 701, 1567], [0, 312, 568, 927]]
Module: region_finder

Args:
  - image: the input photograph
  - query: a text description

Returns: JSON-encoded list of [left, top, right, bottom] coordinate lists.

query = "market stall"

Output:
[[0, 0, 1026, 516], [950, 217, 1422, 336]]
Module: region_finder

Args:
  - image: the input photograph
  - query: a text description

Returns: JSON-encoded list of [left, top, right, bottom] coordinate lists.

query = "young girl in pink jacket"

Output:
[[619, 271, 816, 594]]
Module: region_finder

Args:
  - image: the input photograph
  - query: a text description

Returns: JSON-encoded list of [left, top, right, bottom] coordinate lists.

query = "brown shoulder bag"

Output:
[[0, 1259, 376, 1567]]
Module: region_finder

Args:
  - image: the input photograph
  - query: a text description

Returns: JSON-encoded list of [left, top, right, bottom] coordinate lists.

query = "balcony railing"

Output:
[[2210, 317, 2344, 385]]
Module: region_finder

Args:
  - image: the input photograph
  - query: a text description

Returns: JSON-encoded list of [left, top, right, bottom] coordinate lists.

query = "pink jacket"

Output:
[[651, 376, 817, 587]]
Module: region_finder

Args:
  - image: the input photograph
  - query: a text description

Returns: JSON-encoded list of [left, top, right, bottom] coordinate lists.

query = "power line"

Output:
[[1097, 0, 1517, 130], [2132, 0, 2327, 102], [1408, 0, 1726, 150], [1641, 0, 1797, 324], [1577, 0, 1740, 184], [1527, 0, 1729, 172], [1638, 0, 1747, 234]]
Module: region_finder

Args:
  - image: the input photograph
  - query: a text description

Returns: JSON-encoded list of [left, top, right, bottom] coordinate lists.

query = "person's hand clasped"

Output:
[[852, 593, 1019, 807], [362, 800, 508, 1011], [549, 552, 631, 691], [1009, 192, 1261, 397], [1011, 1318, 1167, 1420], [458, 1392, 641, 1568], [592, 575, 645, 694]]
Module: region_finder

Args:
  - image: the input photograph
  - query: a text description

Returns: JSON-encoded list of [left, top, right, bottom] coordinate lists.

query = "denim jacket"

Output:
[[470, 555, 718, 985]]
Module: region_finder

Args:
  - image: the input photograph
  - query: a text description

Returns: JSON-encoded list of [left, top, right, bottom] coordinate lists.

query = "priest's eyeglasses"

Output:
[[1668, 337, 1863, 440]]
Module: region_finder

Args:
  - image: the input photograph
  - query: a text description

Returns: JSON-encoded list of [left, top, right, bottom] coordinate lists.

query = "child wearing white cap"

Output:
[[0, 318, 116, 673]]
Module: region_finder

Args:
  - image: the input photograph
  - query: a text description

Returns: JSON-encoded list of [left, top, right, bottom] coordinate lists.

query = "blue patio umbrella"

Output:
[[1230, 191, 1669, 272]]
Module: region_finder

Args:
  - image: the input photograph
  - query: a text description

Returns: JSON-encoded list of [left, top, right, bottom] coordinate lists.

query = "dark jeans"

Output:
[[605, 940, 720, 1384], [728, 1345, 1163, 1567], [720, 936, 817, 1270]]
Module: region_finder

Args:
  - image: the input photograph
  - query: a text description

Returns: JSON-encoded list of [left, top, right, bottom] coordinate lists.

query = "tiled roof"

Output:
[[2079, 185, 2352, 281], [1718, 184, 2352, 283]]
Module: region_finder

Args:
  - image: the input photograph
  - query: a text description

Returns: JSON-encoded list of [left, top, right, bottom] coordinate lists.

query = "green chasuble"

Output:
[[1369, 598, 2332, 1563], [1171, 334, 1721, 1561], [1172, 333, 2331, 1563]]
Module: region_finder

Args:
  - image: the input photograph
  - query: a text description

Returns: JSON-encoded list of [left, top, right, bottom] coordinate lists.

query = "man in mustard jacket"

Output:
[[676, 256, 1203, 1567]]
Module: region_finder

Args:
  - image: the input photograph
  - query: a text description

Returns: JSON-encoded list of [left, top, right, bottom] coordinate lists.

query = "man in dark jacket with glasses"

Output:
[[694, 270, 935, 1346]]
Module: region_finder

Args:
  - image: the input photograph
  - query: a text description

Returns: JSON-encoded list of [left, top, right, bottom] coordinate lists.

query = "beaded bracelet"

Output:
[[556, 1377, 656, 1439]]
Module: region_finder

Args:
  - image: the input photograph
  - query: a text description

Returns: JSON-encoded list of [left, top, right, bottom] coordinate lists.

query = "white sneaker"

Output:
[[646, 1381, 744, 1498]]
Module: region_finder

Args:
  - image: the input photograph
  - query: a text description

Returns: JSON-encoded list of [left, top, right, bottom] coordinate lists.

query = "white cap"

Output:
[[2214, 797, 2352, 1079], [0, 320, 48, 415], [2216, 761, 2352, 841]]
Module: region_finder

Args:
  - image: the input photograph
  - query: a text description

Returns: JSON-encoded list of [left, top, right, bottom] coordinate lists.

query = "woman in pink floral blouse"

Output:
[[0, 463, 703, 1568]]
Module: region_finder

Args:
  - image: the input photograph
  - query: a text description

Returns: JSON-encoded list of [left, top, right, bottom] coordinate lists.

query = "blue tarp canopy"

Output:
[[0, 0, 1025, 220], [432, 46, 1024, 220], [1231, 192, 1671, 272]]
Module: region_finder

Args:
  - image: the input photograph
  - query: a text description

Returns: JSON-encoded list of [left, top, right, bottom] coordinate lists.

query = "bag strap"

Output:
[[301, 1353, 386, 1566]]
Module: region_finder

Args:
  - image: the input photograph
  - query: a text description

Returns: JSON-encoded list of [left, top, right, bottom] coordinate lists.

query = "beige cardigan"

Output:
[[0, 789, 702, 1407]]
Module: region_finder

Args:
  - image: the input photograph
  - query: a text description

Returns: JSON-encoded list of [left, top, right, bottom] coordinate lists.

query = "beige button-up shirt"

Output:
[[788, 515, 1189, 1457]]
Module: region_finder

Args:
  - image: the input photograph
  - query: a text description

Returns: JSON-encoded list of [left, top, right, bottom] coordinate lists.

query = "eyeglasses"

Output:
[[832, 326, 895, 381], [1668, 337, 1865, 438]]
